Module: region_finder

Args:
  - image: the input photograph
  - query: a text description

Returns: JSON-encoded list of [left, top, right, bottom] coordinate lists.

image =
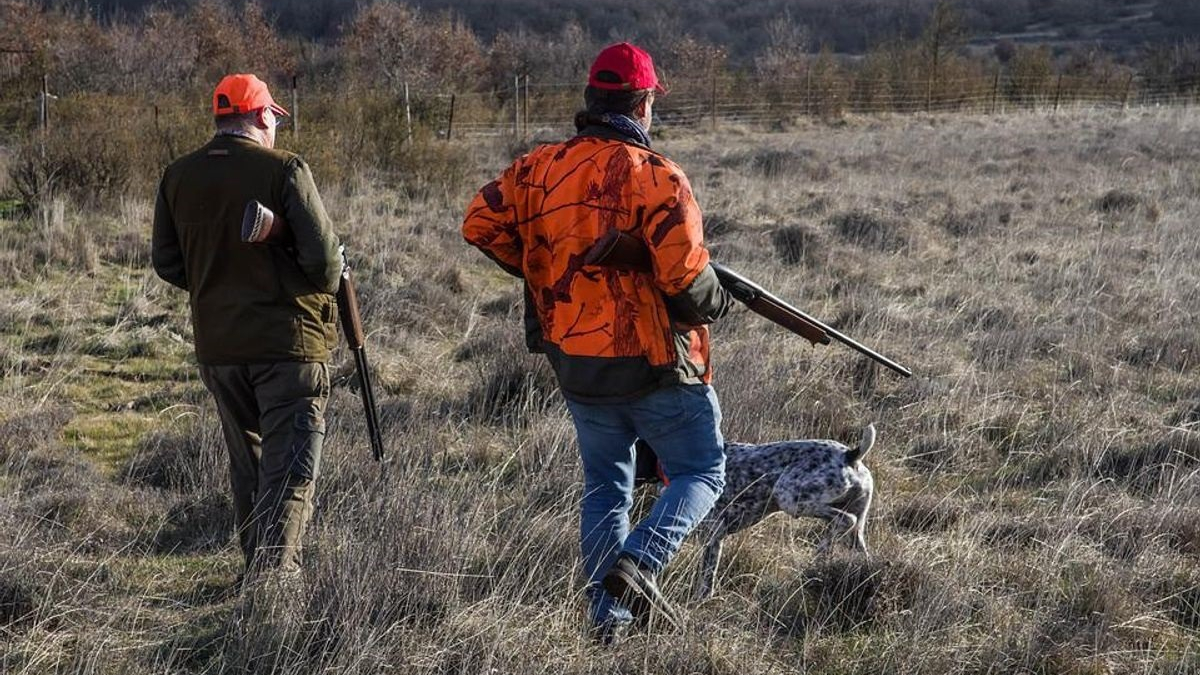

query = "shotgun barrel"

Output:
[[709, 262, 912, 378], [584, 229, 913, 378], [337, 265, 387, 462]]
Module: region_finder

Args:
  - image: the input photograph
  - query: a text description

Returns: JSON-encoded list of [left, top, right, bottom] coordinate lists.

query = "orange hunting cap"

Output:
[[213, 74, 290, 117]]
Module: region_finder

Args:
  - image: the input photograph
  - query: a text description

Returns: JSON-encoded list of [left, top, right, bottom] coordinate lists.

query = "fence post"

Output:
[[990, 69, 1000, 115], [513, 75, 520, 137], [1122, 73, 1134, 109], [710, 71, 718, 131], [291, 75, 299, 140], [925, 77, 933, 112], [1052, 74, 1063, 113], [523, 74, 530, 137], [445, 93, 456, 141], [403, 82, 412, 142], [39, 73, 49, 133], [804, 69, 812, 117], [38, 73, 50, 161]]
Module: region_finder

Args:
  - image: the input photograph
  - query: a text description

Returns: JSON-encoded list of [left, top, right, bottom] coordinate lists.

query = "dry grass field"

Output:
[[1, 107, 1199, 674]]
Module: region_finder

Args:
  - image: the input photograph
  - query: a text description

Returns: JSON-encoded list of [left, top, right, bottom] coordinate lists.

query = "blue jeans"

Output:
[[565, 384, 726, 627]]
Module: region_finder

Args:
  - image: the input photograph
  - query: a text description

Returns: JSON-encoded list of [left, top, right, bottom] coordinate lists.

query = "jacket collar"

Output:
[[210, 131, 263, 147]]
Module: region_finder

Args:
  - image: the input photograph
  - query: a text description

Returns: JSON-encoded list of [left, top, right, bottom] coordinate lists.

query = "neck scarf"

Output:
[[574, 112, 652, 149]]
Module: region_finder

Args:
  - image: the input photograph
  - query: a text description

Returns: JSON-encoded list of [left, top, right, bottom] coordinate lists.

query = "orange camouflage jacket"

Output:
[[462, 124, 730, 401]]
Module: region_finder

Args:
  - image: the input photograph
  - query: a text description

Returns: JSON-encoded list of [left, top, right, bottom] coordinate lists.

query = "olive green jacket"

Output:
[[152, 134, 342, 365]]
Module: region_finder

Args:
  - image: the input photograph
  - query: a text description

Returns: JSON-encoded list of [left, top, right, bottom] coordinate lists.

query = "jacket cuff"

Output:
[[663, 264, 731, 326]]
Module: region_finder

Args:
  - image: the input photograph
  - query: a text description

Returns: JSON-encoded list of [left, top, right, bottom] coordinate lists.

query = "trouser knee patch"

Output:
[[289, 411, 324, 481]]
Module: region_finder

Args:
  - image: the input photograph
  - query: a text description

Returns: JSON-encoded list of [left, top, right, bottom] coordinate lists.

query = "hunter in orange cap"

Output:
[[210, 73, 289, 150], [213, 73, 290, 117], [153, 73, 341, 588]]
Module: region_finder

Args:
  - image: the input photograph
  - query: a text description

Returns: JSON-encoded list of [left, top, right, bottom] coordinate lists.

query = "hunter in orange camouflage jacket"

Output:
[[462, 127, 731, 402]]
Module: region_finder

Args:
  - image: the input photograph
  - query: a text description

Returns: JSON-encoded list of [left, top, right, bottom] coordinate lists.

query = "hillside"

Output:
[[26, 0, 1200, 58]]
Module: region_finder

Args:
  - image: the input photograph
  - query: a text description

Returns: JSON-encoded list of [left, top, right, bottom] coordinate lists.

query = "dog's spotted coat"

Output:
[[694, 425, 876, 599]]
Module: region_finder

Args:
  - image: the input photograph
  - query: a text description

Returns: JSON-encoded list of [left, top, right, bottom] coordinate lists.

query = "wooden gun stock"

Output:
[[583, 228, 652, 271], [337, 268, 366, 351], [710, 265, 830, 346]]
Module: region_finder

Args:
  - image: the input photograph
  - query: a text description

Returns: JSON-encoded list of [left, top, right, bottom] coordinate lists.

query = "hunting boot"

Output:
[[588, 619, 631, 647], [602, 554, 680, 630]]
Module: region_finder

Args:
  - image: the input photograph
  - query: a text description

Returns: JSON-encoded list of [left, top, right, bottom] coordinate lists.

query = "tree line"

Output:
[[3, 0, 1198, 101], [12, 0, 1200, 55], [0, 0, 1197, 210]]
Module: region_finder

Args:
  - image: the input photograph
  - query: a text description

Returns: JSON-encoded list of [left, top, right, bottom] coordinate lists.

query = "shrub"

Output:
[[461, 356, 558, 426], [1095, 189, 1141, 214], [771, 224, 822, 265], [125, 417, 226, 493], [765, 557, 926, 633], [0, 405, 73, 468], [0, 563, 42, 629], [827, 209, 907, 252], [891, 495, 963, 533], [8, 98, 158, 208], [154, 493, 233, 554]]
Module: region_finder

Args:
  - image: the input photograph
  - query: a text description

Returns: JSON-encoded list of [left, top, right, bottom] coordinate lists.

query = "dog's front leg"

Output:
[[695, 518, 728, 601], [815, 520, 838, 557]]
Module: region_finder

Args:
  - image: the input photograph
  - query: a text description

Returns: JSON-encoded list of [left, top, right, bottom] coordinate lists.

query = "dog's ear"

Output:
[[846, 424, 876, 464]]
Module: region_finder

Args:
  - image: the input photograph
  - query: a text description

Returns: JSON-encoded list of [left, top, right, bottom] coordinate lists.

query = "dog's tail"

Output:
[[845, 424, 876, 464]]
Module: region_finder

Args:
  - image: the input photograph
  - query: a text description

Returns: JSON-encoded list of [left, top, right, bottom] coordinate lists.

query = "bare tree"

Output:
[[755, 13, 811, 81], [921, 0, 968, 87], [341, 2, 484, 93]]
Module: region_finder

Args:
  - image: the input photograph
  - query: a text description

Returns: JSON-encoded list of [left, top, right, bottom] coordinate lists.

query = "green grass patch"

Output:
[[107, 552, 239, 606], [0, 197, 26, 219], [64, 411, 158, 471], [62, 355, 194, 404]]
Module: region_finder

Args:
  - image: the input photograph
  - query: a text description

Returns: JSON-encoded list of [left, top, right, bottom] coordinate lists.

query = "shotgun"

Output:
[[242, 201, 387, 461], [583, 228, 912, 378]]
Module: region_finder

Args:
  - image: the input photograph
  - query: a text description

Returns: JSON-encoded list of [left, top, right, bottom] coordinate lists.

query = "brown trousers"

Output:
[[199, 361, 329, 572]]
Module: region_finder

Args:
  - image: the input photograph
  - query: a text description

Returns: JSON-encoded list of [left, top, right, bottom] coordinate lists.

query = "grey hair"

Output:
[[214, 111, 260, 132]]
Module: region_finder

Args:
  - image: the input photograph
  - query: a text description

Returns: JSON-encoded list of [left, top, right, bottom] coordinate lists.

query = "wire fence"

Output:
[[1, 72, 1199, 145], [457, 73, 1200, 137]]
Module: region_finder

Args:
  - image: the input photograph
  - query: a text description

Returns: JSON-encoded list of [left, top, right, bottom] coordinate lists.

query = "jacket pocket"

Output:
[[322, 296, 338, 350], [289, 411, 325, 482]]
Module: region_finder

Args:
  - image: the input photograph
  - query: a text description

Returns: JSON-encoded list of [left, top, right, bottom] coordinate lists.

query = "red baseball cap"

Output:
[[589, 42, 666, 94], [213, 74, 289, 117]]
